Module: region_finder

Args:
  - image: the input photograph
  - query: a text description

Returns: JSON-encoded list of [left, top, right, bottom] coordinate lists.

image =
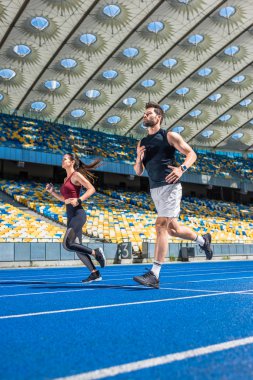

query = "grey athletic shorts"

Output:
[[150, 183, 182, 218]]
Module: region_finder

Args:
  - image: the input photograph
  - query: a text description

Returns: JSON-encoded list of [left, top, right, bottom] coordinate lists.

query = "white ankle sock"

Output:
[[195, 235, 205, 246], [151, 261, 162, 279]]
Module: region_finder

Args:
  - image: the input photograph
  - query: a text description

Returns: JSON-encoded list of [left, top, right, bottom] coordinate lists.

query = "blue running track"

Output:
[[0, 261, 253, 380]]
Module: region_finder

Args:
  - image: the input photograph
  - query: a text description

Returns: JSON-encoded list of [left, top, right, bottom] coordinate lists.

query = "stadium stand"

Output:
[[1, 113, 252, 181], [0, 180, 252, 252], [0, 201, 64, 242], [60, 124, 136, 164], [100, 187, 253, 244], [0, 180, 156, 252], [189, 152, 253, 182], [0, 113, 71, 154]]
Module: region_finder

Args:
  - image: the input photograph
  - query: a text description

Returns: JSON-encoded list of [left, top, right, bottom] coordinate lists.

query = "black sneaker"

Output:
[[95, 247, 106, 268], [82, 270, 102, 283], [200, 233, 213, 260], [133, 270, 159, 289]]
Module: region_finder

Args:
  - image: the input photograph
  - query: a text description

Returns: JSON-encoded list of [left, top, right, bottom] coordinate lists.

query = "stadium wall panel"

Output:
[[1, 243, 253, 265], [1, 146, 252, 191]]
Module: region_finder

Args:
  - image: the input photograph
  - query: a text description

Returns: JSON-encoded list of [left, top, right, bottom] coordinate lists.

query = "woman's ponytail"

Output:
[[67, 153, 101, 182]]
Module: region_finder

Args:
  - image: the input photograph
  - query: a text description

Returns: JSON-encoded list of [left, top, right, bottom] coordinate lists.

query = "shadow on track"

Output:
[[0, 281, 72, 286], [30, 283, 153, 291]]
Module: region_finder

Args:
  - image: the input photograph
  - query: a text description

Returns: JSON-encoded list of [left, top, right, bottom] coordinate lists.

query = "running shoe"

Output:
[[95, 247, 106, 268], [133, 270, 159, 289], [200, 233, 213, 260], [82, 270, 102, 283]]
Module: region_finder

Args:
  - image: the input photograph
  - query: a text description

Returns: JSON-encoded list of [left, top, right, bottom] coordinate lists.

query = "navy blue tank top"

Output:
[[141, 129, 177, 189]]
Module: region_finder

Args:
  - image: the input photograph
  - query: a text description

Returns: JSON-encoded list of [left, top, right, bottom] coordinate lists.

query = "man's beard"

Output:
[[143, 119, 156, 128]]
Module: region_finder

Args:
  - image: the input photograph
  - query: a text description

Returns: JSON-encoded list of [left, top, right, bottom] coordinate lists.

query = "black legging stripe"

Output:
[[64, 204, 96, 272]]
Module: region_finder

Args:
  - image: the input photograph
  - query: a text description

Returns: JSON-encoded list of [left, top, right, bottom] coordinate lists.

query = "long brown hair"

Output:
[[67, 153, 101, 182]]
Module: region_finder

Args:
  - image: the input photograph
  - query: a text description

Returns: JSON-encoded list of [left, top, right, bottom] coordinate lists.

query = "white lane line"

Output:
[[0, 284, 146, 298], [2, 266, 253, 281], [0, 276, 90, 282], [1, 286, 252, 299], [0, 288, 94, 298], [0, 281, 87, 289], [56, 336, 253, 380], [87, 283, 253, 296], [1, 274, 253, 290], [83, 269, 253, 280], [85, 283, 223, 293], [186, 276, 253, 283], [146, 270, 253, 279], [0, 290, 249, 320], [0, 279, 80, 283], [157, 275, 253, 286], [159, 287, 224, 293], [160, 288, 253, 296]]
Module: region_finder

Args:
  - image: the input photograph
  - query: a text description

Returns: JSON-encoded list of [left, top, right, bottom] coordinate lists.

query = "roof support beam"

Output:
[[55, 0, 165, 121], [0, 0, 31, 50], [245, 140, 253, 151], [167, 27, 253, 130], [186, 62, 253, 143], [93, 0, 227, 133], [126, 21, 252, 136], [213, 95, 253, 149], [15, 0, 100, 111]]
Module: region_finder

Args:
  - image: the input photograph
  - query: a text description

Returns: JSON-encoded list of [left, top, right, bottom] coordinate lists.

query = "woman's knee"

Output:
[[62, 228, 76, 251], [62, 239, 73, 251]]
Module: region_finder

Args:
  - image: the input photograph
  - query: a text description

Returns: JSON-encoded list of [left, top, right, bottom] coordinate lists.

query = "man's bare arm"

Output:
[[167, 131, 197, 169], [165, 132, 197, 184], [134, 141, 145, 176]]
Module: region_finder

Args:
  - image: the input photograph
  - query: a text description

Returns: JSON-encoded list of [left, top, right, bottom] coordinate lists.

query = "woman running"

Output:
[[46, 153, 106, 283]]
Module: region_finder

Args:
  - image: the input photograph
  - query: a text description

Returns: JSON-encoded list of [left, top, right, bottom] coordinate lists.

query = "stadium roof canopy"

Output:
[[0, 0, 253, 151]]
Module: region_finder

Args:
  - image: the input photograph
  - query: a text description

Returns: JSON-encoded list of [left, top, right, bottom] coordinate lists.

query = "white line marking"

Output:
[[1, 286, 252, 299], [0, 288, 94, 298], [0, 284, 146, 298], [83, 274, 253, 284], [1, 266, 253, 281], [85, 284, 223, 293], [163, 288, 253, 297], [151, 270, 253, 279], [159, 287, 224, 293], [0, 290, 249, 320], [3, 268, 253, 280], [187, 276, 253, 283], [0, 276, 89, 282], [56, 336, 253, 380], [157, 275, 253, 286], [0, 281, 86, 289], [0, 279, 75, 283], [0, 274, 253, 290]]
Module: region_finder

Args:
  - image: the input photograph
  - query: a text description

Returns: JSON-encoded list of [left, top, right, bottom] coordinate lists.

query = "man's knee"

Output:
[[167, 228, 177, 237], [155, 219, 169, 234]]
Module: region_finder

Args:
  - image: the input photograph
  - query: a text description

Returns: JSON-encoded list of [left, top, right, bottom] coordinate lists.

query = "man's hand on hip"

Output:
[[165, 165, 183, 184]]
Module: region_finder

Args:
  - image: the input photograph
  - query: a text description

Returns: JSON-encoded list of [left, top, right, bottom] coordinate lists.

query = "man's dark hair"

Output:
[[145, 102, 164, 124]]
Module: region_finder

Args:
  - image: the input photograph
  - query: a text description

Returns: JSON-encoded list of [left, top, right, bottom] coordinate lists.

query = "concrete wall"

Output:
[[0, 242, 131, 263], [1, 242, 253, 266], [103, 172, 141, 190], [142, 242, 253, 259], [1, 160, 54, 179]]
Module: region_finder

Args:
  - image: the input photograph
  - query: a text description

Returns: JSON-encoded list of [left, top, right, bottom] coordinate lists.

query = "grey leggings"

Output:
[[64, 204, 96, 272]]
